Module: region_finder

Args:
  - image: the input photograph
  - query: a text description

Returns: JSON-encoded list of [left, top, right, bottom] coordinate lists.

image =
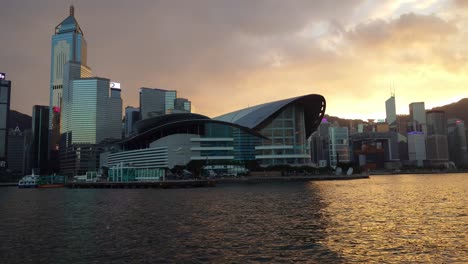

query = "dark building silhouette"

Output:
[[31, 105, 50, 174], [0, 73, 11, 173]]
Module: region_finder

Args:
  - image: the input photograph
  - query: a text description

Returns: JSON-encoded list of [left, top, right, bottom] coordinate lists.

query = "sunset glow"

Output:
[[1, 0, 468, 120]]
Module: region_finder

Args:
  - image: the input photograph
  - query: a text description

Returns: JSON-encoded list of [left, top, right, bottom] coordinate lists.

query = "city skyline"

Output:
[[2, 1, 468, 120]]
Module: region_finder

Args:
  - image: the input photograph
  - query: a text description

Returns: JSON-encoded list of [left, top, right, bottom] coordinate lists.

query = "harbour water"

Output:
[[0, 174, 466, 263]]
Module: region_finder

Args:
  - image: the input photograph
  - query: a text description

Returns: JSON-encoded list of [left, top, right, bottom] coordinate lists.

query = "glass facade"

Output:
[[49, 7, 88, 158], [256, 104, 310, 166], [329, 127, 350, 168], [165, 91, 176, 113], [59, 78, 122, 176]]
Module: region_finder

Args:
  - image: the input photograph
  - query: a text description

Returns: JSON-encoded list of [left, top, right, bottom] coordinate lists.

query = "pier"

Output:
[[66, 180, 216, 189], [214, 174, 369, 184]]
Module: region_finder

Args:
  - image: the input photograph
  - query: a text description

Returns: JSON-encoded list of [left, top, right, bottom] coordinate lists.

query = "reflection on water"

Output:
[[0, 174, 466, 263], [316, 173, 468, 263]]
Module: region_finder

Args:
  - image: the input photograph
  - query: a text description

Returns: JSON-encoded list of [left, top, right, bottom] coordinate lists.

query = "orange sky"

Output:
[[2, 0, 468, 121]]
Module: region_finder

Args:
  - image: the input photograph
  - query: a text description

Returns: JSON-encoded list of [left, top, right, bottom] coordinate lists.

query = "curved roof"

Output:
[[215, 94, 326, 137], [121, 113, 266, 149], [134, 113, 210, 134]]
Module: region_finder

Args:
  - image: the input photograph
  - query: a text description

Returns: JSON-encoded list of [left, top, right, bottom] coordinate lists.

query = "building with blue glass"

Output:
[[49, 6, 88, 166]]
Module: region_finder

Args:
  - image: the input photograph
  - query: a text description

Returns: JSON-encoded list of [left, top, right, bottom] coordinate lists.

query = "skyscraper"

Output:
[[426, 110, 448, 161], [49, 6, 88, 158], [0, 73, 11, 172], [409, 102, 426, 133], [385, 95, 396, 128], [447, 118, 468, 167], [59, 78, 122, 176], [408, 132, 426, 167], [31, 105, 50, 175]]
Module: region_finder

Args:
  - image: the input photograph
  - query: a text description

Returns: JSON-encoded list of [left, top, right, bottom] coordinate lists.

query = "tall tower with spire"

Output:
[[49, 5, 90, 171]]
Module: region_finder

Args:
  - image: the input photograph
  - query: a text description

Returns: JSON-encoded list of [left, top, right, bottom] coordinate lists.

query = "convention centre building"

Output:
[[100, 94, 325, 176]]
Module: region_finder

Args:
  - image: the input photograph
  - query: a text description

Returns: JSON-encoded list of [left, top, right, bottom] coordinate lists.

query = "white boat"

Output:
[[18, 174, 39, 188]]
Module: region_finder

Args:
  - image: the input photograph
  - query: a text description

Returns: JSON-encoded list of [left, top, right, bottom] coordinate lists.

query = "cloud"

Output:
[[2, 0, 468, 121], [347, 13, 457, 50]]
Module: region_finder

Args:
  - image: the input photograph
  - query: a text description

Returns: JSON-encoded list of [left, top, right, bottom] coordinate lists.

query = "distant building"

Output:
[[329, 127, 350, 168], [396, 114, 410, 136], [31, 106, 50, 175], [426, 110, 448, 161], [0, 74, 11, 172], [408, 132, 426, 167], [310, 119, 331, 167], [351, 131, 399, 170], [174, 98, 191, 113], [385, 95, 396, 129], [124, 107, 140, 137], [139, 88, 177, 119], [409, 102, 426, 134], [376, 122, 390, 133], [447, 118, 468, 167], [7, 127, 27, 175]]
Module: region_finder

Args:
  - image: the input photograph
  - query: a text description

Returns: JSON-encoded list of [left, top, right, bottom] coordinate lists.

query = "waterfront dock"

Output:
[[66, 180, 216, 189], [215, 174, 369, 184]]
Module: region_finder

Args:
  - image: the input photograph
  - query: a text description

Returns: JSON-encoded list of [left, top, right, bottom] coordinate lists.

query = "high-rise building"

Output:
[[60, 61, 92, 137], [59, 78, 122, 176], [31, 105, 50, 174], [426, 110, 448, 161], [409, 102, 426, 133], [0, 73, 11, 172], [49, 6, 88, 159], [7, 126, 27, 175], [408, 132, 426, 167], [447, 118, 468, 167], [385, 95, 396, 128], [139, 88, 177, 119], [124, 107, 140, 137], [329, 126, 350, 168]]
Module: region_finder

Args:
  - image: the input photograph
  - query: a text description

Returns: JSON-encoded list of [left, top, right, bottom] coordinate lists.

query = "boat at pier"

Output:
[[18, 174, 39, 188]]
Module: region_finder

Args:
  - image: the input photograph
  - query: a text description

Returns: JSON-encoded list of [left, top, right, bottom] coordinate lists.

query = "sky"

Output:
[[2, 0, 468, 120]]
